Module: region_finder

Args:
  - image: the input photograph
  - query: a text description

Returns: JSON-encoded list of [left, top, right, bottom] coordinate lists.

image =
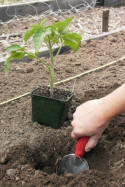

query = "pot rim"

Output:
[[31, 86, 74, 102]]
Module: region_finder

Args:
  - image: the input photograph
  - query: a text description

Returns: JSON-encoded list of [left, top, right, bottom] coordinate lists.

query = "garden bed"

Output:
[[0, 30, 125, 186], [1, 6, 125, 63]]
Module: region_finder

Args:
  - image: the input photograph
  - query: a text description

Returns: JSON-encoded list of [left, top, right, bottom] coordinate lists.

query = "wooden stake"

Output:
[[102, 10, 109, 32]]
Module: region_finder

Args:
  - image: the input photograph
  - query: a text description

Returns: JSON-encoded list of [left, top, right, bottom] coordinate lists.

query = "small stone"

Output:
[[69, 57, 75, 62], [119, 62, 124, 66], [66, 69, 72, 73], [21, 164, 29, 170], [16, 177, 20, 181], [35, 170, 41, 176], [0, 152, 8, 164], [6, 169, 17, 176], [75, 63, 81, 66], [15, 66, 25, 73], [22, 181, 25, 185], [15, 66, 21, 70], [110, 38, 116, 42], [26, 67, 34, 73], [65, 173, 73, 177], [24, 26, 28, 29], [84, 67, 89, 70]]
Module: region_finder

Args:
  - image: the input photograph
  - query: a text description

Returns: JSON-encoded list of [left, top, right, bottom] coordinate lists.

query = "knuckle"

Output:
[[73, 113, 76, 118], [71, 132, 75, 139], [76, 106, 80, 110], [73, 129, 80, 136], [71, 120, 75, 127]]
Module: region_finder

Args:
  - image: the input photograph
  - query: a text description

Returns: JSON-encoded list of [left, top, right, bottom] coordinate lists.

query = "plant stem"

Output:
[[48, 36, 55, 97], [53, 44, 62, 63], [49, 66, 54, 97]]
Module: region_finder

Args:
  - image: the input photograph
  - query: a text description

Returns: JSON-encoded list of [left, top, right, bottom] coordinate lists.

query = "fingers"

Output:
[[71, 131, 76, 139], [85, 135, 101, 152], [71, 127, 82, 139], [71, 120, 83, 139], [72, 112, 77, 120], [71, 120, 76, 138], [71, 120, 92, 139]]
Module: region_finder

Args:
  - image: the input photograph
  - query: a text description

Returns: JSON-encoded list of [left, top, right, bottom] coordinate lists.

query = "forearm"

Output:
[[102, 84, 125, 119]]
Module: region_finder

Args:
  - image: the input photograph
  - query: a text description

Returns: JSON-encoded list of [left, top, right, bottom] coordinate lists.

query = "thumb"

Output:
[[85, 134, 101, 152]]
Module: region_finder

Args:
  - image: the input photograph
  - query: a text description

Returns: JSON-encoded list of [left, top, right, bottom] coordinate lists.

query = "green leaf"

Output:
[[44, 26, 59, 44], [33, 27, 51, 53], [11, 51, 26, 60], [24, 22, 46, 42], [40, 18, 48, 26], [4, 51, 26, 74], [52, 17, 74, 33], [27, 53, 36, 59], [24, 28, 36, 41], [6, 45, 24, 52], [63, 32, 82, 51]]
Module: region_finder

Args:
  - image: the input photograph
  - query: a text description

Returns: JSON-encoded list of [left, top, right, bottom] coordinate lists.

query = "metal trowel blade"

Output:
[[57, 153, 89, 176]]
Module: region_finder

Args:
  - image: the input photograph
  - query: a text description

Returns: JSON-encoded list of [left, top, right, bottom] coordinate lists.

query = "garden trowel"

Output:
[[57, 136, 89, 175]]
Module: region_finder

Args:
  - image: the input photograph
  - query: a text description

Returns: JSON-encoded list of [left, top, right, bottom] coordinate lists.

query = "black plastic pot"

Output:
[[31, 87, 74, 129]]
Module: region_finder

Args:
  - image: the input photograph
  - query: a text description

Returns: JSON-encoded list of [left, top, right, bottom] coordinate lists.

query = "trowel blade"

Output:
[[57, 153, 89, 176]]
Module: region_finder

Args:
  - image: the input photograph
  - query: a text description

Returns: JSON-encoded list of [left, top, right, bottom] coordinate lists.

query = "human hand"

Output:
[[71, 99, 112, 152]]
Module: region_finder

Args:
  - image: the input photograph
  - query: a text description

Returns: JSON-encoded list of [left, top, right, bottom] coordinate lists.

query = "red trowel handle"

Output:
[[75, 136, 89, 158]]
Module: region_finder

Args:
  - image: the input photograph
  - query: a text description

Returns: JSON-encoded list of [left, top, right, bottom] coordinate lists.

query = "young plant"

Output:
[[5, 17, 82, 97]]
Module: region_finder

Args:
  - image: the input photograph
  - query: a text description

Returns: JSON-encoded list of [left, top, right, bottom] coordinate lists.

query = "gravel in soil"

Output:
[[0, 31, 125, 186]]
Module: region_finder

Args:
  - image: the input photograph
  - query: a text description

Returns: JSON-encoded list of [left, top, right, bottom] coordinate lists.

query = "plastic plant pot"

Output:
[[31, 87, 74, 129]]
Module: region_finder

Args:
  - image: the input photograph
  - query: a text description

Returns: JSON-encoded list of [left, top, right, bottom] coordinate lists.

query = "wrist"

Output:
[[99, 97, 116, 121]]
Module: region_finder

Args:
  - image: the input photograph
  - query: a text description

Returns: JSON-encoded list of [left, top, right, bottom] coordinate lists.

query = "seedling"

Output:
[[5, 17, 82, 97]]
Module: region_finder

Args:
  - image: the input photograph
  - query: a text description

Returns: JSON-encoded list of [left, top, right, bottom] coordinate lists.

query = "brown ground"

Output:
[[1, 6, 125, 62], [0, 30, 125, 186]]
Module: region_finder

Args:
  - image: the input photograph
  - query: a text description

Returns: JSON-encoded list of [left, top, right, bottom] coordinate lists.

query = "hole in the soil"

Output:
[[32, 141, 107, 176], [5, 139, 110, 176], [33, 146, 110, 176], [5, 145, 58, 175], [34, 162, 57, 175], [31, 151, 59, 175]]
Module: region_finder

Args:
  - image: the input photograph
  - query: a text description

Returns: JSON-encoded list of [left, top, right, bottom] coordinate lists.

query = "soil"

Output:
[[0, 28, 125, 186], [32, 86, 72, 101]]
